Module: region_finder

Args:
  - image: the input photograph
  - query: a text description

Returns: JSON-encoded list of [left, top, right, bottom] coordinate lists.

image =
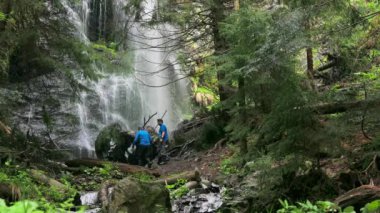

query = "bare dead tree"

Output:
[[142, 112, 158, 128]]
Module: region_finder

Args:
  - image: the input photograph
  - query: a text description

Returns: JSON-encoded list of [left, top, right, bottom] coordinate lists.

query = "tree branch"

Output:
[[143, 112, 158, 128]]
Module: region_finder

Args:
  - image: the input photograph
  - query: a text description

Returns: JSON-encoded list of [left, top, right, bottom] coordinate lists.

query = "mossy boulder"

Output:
[[95, 123, 134, 163], [106, 177, 171, 213]]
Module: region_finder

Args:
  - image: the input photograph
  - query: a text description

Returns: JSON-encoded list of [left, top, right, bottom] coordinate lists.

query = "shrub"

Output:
[[197, 121, 224, 150], [276, 199, 380, 213]]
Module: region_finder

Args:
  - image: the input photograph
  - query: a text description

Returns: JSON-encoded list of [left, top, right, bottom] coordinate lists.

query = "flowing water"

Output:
[[62, 0, 191, 157]]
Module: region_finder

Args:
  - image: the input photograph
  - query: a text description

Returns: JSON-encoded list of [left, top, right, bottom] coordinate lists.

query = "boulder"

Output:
[[105, 177, 171, 213], [95, 123, 135, 163], [95, 123, 164, 164]]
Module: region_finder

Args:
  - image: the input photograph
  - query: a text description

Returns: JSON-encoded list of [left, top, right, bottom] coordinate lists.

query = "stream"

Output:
[[172, 183, 223, 213], [80, 181, 223, 213]]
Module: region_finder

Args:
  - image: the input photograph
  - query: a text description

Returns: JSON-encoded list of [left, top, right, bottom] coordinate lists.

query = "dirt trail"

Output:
[[155, 146, 232, 180]]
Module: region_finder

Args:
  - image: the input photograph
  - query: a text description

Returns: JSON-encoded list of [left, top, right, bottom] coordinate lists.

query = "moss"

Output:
[[94, 123, 123, 159], [195, 87, 216, 96], [91, 42, 117, 57]]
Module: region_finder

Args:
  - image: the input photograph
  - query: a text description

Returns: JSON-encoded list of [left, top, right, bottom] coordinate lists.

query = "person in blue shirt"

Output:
[[133, 127, 152, 167], [156, 119, 169, 165], [157, 119, 169, 144]]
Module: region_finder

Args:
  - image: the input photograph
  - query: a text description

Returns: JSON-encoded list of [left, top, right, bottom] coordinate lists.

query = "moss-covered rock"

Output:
[[95, 123, 134, 163], [106, 177, 171, 213]]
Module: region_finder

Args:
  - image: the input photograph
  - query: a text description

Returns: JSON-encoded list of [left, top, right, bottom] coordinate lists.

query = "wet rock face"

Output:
[[0, 72, 80, 146], [94, 123, 136, 163], [106, 177, 171, 213]]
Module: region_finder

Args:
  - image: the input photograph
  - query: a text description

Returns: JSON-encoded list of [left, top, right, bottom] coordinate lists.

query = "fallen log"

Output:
[[153, 170, 200, 185], [178, 117, 210, 133], [0, 183, 21, 202], [178, 139, 195, 157], [29, 169, 68, 192], [312, 99, 380, 114], [334, 185, 380, 208], [65, 158, 161, 177]]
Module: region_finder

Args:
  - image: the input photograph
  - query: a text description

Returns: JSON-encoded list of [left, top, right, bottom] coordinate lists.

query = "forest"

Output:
[[1, 0, 380, 212]]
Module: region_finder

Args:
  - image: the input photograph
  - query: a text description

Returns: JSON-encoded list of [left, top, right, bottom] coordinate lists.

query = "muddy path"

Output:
[[156, 146, 232, 180]]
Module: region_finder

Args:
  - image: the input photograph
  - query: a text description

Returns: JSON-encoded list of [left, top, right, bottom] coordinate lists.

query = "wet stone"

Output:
[[172, 183, 223, 213]]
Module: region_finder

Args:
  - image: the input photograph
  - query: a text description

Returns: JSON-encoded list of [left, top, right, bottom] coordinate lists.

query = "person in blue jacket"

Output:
[[133, 127, 152, 167]]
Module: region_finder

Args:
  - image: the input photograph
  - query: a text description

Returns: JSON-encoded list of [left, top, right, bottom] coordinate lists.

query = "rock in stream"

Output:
[[172, 182, 223, 213]]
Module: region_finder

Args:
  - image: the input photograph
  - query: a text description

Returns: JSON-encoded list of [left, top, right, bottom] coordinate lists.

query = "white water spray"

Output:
[[63, 0, 191, 157]]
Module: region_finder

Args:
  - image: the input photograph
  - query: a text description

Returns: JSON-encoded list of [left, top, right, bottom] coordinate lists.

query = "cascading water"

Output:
[[129, 0, 190, 130], [61, 0, 89, 43], [63, 0, 191, 157]]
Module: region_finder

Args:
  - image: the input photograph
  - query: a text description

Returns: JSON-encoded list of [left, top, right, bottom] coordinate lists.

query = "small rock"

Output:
[[185, 181, 199, 189], [106, 177, 171, 213], [189, 188, 207, 196], [201, 179, 211, 188], [223, 174, 240, 187], [244, 161, 255, 170], [183, 206, 192, 213]]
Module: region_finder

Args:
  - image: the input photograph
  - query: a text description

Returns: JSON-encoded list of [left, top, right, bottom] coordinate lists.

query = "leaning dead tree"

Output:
[[142, 112, 158, 128], [142, 110, 167, 129]]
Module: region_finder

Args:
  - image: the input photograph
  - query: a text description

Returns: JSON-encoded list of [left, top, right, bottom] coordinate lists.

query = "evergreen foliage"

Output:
[[0, 0, 93, 83], [160, 0, 380, 209], [2, 0, 380, 211]]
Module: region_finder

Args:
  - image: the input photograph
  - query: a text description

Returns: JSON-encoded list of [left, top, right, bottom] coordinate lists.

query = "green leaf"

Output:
[[363, 200, 380, 212], [0, 12, 5, 21], [343, 206, 355, 213], [9, 200, 39, 213]]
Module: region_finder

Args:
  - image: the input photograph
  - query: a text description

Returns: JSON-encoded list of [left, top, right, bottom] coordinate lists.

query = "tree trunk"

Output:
[[211, 0, 228, 102], [306, 47, 317, 90], [335, 185, 380, 208], [234, 0, 247, 155], [305, 18, 316, 91], [238, 76, 247, 154], [65, 158, 161, 177], [312, 99, 380, 114], [29, 169, 68, 192], [0, 183, 21, 202], [306, 47, 314, 77], [259, 84, 271, 113]]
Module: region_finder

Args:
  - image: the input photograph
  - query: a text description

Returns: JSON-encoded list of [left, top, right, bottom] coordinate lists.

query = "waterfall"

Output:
[[129, 0, 191, 130], [61, 0, 89, 43], [62, 0, 191, 157]]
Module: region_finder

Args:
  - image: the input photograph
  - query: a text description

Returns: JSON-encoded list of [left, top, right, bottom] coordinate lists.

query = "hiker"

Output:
[[157, 119, 169, 144], [156, 119, 169, 164], [133, 127, 152, 168]]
